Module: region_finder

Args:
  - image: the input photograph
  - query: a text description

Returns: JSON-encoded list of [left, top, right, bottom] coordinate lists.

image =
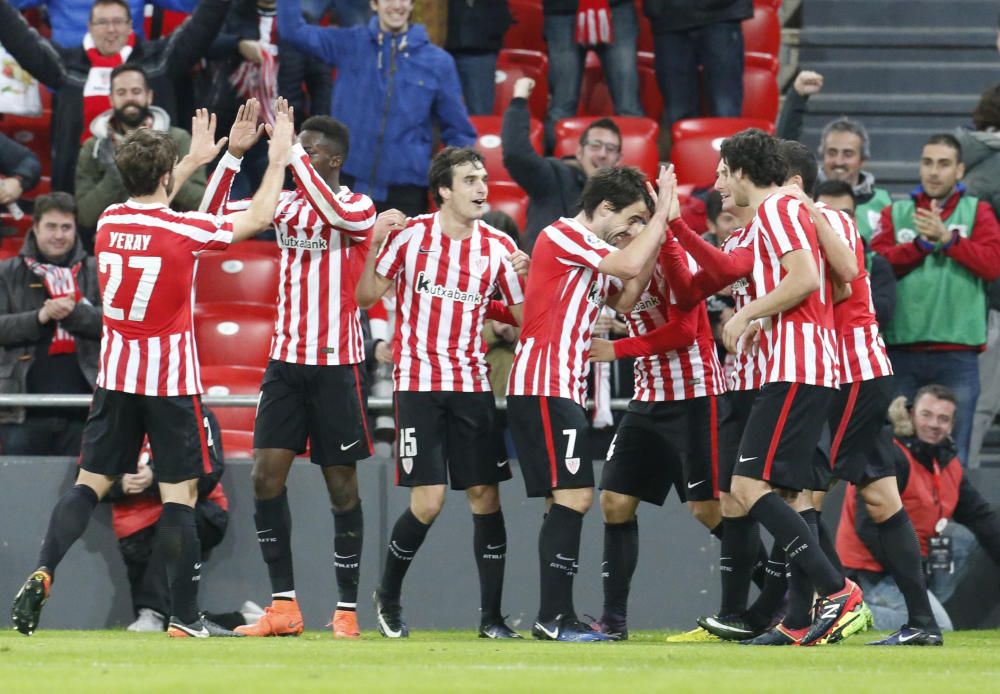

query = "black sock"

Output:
[[538, 504, 584, 623], [747, 541, 789, 631], [158, 503, 201, 624], [254, 489, 294, 594], [718, 516, 760, 617], [37, 484, 99, 578], [473, 510, 507, 623], [601, 519, 638, 623], [751, 539, 769, 589], [378, 508, 430, 604], [747, 493, 843, 596], [784, 509, 819, 630], [876, 508, 938, 630], [817, 517, 844, 574], [332, 503, 363, 609]]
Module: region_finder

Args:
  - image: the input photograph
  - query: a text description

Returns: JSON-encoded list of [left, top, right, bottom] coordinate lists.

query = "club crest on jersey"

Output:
[[401, 457, 413, 474], [565, 457, 580, 474], [278, 232, 329, 250], [473, 256, 489, 274], [632, 294, 661, 313], [586, 281, 606, 308], [731, 277, 749, 292], [415, 271, 485, 304]]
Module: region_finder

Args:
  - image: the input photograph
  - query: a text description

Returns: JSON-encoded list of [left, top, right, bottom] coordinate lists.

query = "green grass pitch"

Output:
[[2, 629, 999, 692]]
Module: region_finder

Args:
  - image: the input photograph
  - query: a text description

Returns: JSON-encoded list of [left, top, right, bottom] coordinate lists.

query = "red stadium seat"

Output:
[[21, 176, 50, 200], [196, 248, 280, 306], [0, 112, 52, 176], [554, 116, 661, 180], [200, 365, 264, 432], [577, 52, 613, 117], [742, 5, 781, 58], [670, 117, 775, 189], [504, 0, 545, 52], [219, 429, 255, 458], [194, 302, 276, 368], [484, 181, 529, 233], [494, 49, 549, 121], [470, 115, 543, 185], [741, 52, 780, 123], [1, 212, 32, 238]]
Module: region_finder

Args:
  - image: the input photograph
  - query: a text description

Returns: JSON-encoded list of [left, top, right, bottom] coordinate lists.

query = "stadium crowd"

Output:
[[1, 0, 999, 643]]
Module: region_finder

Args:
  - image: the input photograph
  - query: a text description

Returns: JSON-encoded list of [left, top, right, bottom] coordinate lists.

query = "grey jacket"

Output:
[[955, 127, 1000, 310], [0, 233, 102, 424]]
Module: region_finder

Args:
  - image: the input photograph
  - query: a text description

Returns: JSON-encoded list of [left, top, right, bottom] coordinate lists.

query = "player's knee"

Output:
[[730, 475, 769, 508], [600, 490, 636, 523], [325, 469, 360, 512], [250, 463, 286, 499], [719, 492, 745, 517], [410, 487, 446, 524], [859, 481, 901, 523], [554, 487, 592, 514], [466, 484, 500, 514], [687, 500, 721, 529]]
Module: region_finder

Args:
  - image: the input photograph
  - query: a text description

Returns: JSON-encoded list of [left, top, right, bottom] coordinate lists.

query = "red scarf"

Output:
[[23, 257, 82, 355], [576, 0, 613, 45], [81, 31, 136, 143], [229, 12, 278, 125]]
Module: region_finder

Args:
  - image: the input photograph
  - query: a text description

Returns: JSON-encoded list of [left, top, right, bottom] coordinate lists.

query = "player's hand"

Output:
[[588, 337, 617, 362], [373, 209, 407, 246], [188, 108, 228, 166], [745, 320, 762, 358], [914, 203, 949, 243], [507, 249, 530, 277], [227, 98, 266, 158], [122, 463, 154, 494], [645, 164, 677, 222], [722, 308, 752, 354], [238, 39, 263, 65], [374, 340, 392, 364], [0, 176, 22, 205], [266, 98, 295, 165], [493, 321, 517, 342], [512, 77, 535, 100], [793, 70, 824, 97]]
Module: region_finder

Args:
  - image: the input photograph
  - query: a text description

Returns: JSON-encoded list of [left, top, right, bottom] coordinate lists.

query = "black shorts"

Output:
[[824, 376, 897, 485], [718, 389, 758, 494], [508, 395, 593, 498], [80, 388, 212, 484], [393, 390, 510, 490], [253, 360, 372, 466], [735, 382, 834, 492], [600, 396, 720, 505]]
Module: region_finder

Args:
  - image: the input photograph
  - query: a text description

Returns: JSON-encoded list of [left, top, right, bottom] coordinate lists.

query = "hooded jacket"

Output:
[[277, 2, 476, 201], [0, 0, 228, 193], [0, 231, 101, 424], [75, 105, 207, 237]]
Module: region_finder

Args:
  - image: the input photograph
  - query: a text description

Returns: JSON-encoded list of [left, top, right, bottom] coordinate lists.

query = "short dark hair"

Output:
[[110, 63, 149, 89], [819, 117, 871, 159], [33, 192, 76, 223], [481, 210, 520, 246], [973, 84, 1000, 131], [924, 133, 963, 163], [115, 129, 178, 197], [579, 117, 622, 146], [705, 190, 723, 223], [778, 139, 818, 196], [579, 166, 653, 219], [91, 0, 131, 21], [429, 147, 486, 207], [300, 115, 350, 157], [719, 128, 787, 188], [814, 179, 855, 205], [913, 383, 958, 408]]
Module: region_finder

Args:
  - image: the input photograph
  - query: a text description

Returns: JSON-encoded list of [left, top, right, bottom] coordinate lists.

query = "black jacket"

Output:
[[0, 0, 230, 193], [642, 0, 753, 33], [501, 97, 586, 252], [0, 132, 41, 191], [0, 232, 102, 424], [544, 0, 631, 16], [446, 0, 512, 53]]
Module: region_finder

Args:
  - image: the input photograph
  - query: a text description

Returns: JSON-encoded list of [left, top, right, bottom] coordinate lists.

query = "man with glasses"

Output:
[[502, 77, 623, 252], [0, 0, 228, 193]]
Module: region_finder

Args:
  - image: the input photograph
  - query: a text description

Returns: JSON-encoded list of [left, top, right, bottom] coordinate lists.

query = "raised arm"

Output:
[[501, 79, 556, 197], [161, 0, 232, 80], [356, 209, 408, 309], [0, 0, 67, 88], [277, 0, 344, 65], [288, 144, 376, 239]]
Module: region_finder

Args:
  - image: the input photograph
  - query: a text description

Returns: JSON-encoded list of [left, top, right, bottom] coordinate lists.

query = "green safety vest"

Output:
[[855, 187, 893, 243], [884, 194, 987, 347]]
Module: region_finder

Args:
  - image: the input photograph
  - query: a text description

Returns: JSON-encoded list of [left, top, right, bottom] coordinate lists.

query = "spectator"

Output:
[[0, 0, 229, 193], [956, 84, 1000, 466], [501, 76, 622, 251], [0, 131, 42, 218], [0, 193, 101, 455], [815, 179, 896, 328], [10, 0, 198, 48], [871, 133, 1000, 466], [277, 0, 476, 216], [445, 0, 511, 117], [75, 64, 207, 248], [301, 0, 370, 26], [643, 0, 752, 127], [543, 0, 643, 147], [836, 385, 1000, 632], [702, 189, 740, 247]]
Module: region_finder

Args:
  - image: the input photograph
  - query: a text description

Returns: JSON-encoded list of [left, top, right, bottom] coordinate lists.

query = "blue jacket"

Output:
[[278, 1, 476, 200], [11, 0, 197, 48]]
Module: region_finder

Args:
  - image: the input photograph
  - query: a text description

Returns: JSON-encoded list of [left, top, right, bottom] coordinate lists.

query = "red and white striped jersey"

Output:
[[723, 225, 767, 392], [749, 193, 839, 388], [376, 213, 524, 392], [507, 217, 622, 406], [201, 146, 376, 365], [95, 201, 234, 396], [625, 255, 726, 402], [818, 204, 893, 383]]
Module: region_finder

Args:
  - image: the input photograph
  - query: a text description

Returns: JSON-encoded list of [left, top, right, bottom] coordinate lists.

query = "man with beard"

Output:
[[75, 64, 207, 249]]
